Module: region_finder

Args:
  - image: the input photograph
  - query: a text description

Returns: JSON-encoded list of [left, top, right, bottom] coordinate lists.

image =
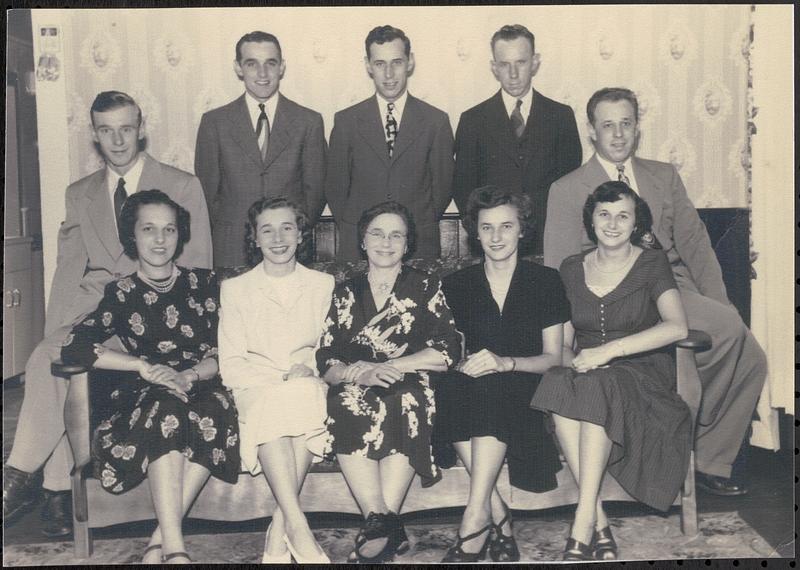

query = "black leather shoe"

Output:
[[695, 472, 749, 497], [3, 465, 42, 523], [488, 505, 520, 562], [40, 490, 73, 537]]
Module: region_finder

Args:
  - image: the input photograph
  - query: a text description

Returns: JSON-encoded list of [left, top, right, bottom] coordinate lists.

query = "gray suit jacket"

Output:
[[543, 155, 729, 305], [195, 93, 327, 267], [46, 153, 212, 336], [325, 94, 454, 259]]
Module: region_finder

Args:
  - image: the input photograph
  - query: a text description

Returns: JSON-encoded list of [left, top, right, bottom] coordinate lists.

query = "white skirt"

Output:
[[232, 376, 329, 475]]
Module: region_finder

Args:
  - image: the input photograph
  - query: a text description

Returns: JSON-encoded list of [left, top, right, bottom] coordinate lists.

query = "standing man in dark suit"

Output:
[[195, 31, 327, 267], [453, 24, 582, 254], [544, 87, 766, 496], [325, 25, 454, 260]]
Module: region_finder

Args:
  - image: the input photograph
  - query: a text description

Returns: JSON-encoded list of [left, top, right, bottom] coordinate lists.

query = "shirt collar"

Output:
[[501, 86, 533, 121], [376, 90, 408, 129], [244, 90, 279, 131], [594, 153, 639, 194], [106, 153, 145, 196]]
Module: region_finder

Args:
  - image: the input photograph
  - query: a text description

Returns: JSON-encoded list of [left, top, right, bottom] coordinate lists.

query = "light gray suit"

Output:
[[7, 154, 212, 491], [544, 155, 767, 478]]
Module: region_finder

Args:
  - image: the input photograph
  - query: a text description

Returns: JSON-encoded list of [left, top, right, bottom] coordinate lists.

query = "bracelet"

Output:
[[509, 357, 517, 372], [189, 366, 201, 381]]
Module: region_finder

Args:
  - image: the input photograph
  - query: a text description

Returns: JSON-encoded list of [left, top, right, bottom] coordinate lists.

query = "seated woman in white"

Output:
[[218, 197, 334, 564]]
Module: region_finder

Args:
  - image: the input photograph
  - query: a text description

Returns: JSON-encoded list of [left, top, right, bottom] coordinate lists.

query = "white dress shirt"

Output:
[[106, 154, 145, 232], [377, 89, 408, 138], [595, 154, 640, 195], [501, 87, 533, 124], [245, 91, 279, 149]]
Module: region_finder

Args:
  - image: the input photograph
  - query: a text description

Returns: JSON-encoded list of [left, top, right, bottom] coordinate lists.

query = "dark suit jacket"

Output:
[[453, 90, 582, 254], [543, 154, 729, 306], [46, 153, 212, 336], [195, 93, 326, 266], [325, 94, 454, 260]]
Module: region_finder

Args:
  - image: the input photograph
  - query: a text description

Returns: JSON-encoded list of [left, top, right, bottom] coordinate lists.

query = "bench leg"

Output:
[[71, 469, 92, 559], [680, 451, 698, 536]]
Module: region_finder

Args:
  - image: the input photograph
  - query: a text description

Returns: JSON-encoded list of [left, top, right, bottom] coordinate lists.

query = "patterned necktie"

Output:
[[114, 177, 126, 222], [510, 99, 525, 139], [385, 102, 398, 157], [617, 164, 631, 186], [256, 103, 270, 161]]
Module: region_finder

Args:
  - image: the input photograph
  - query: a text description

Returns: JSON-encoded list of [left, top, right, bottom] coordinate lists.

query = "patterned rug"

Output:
[[2, 511, 778, 566]]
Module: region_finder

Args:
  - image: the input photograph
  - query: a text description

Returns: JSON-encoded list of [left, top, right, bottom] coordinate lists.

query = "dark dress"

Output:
[[433, 260, 569, 493], [61, 268, 240, 495], [531, 249, 692, 511], [317, 266, 461, 486]]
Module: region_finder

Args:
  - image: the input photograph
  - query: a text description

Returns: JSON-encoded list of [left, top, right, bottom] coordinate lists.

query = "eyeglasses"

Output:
[[365, 229, 407, 243]]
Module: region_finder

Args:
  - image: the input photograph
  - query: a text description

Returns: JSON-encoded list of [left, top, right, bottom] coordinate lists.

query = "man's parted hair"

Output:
[[235, 31, 282, 62], [587, 87, 639, 125], [90, 91, 142, 127], [365, 25, 411, 59], [490, 24, 535, 54]]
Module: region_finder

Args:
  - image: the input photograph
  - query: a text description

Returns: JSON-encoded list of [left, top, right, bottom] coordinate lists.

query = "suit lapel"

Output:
[[86, 170, 124, 260], [254, 263, 309, 311], [389, 95, 424, 162], [483, 91, 519, 164], [580, 155, 611, 191], [227, 95, 264, 169], [263, 95, 295, 170], [356, 96, 390, 166], [631, 157, 664, 235]]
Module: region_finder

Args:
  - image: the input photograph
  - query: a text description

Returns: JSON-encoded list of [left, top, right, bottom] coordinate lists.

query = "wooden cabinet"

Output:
[[3, 237, 40, 379]]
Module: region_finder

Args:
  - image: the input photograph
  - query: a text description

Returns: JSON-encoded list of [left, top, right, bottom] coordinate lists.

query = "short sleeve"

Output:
[[648, 250, 678, 301], [539, 267, 571, 329]]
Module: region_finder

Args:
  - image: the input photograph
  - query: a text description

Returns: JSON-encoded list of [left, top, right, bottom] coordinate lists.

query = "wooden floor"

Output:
[[2, 378, 794, 558]]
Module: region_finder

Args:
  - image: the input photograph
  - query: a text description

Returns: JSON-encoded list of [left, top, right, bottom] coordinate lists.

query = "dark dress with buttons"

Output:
[[433, 260, 569, 493], [531, 249, 692, 511]]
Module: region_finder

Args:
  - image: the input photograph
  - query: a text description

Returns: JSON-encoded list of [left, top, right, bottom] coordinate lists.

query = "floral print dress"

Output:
[[61, 268, 240, 495], [317, 266, 460, 486]]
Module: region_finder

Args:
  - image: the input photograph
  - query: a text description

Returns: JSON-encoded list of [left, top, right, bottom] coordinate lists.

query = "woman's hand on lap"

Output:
[[284, 363, 315, 380], [460, 349, 511, 377], [355, 363, 402, 388], [571, 346, 614, 373]]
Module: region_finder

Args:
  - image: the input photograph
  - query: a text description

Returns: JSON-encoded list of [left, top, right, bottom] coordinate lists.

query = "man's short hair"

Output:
[[365, 25, 411, 59], [490, 24, 535, 54], [235, 31, 282, 62], [587, 87, 639, 125], [90, 91, 142, 127]]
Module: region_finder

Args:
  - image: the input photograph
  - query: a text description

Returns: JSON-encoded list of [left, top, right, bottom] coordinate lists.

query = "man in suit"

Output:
[[195, 31, 327, 267], [543, 87, 767, 496], [3, 91, 212, 536], [325, 25, 454, 260], [453, 24, 582, 254]]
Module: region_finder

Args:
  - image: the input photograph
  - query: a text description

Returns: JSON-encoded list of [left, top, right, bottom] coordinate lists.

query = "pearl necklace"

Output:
[[138, 266, 179, 293], [591, 246, 635, 274]]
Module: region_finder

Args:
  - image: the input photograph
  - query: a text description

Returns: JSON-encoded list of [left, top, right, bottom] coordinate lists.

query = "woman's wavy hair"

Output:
[[118, 189, 191, 261], [582, 181, 656, 247], [356, 201, 417, 261], [244, 196, 312, 267], [462, 185, 536, 257]]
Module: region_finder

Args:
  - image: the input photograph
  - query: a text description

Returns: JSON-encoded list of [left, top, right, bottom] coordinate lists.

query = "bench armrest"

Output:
[[674, 329, 711, 432], [51, 360, 92, 475], [676, 330, 712, 352]]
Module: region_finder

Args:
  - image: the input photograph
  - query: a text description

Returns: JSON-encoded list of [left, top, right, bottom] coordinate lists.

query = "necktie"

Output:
[[114, 177, 126, 222], [617, 164, 631, 186], [510, 99, 525, 139], [385, 102, 398, 157], [256, 103, 270, 161]]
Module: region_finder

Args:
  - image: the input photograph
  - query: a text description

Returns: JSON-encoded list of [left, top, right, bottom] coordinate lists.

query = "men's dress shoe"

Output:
[[40, 490, 73, 537], [695, 472, 749, 497], [3, 465, 42, 523]]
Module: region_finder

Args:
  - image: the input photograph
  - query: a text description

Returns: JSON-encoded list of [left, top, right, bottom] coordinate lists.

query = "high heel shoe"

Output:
[[262, 522, 291, 564], [354, 511, 399, 564], [441, 523, 493, 563], [562, 537, 594, 561], [283, 533, 330, 564], [593, 526, 618, 560], [488, 504, 520, 562], [142, 543, 162, 565]]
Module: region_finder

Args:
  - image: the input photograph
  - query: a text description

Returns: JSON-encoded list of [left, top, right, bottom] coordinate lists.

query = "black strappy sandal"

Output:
[[563, 537, 594, 561], [488, 507, 520, 562], [593, 526, 619, 560], [162, 551, 191, 563], [142, 543, 162, 564], [441, 523, 492, 563], [354, 512, 398, 564]]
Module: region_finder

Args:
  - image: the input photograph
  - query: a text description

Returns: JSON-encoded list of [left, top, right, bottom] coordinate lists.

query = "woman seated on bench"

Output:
[[531, 182, 692, 561], [317, 201, 461, 564], [61, 190, 240, 564], [218, 197, 334, 564], [433, 186, 569, 562]]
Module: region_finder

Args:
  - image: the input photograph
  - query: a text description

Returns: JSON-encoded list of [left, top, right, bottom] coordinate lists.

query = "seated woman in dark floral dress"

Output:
[[61, 190, 240, 564], [317, 202, 460, 564], [531, 182, 691, 561], [434, 186, 569, 563]]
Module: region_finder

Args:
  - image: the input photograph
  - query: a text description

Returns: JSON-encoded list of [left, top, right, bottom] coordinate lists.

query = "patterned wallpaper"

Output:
[[52, 5, 751, 208]]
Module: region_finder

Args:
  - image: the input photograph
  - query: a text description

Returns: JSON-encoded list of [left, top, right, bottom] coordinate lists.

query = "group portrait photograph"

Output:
[[2, 3, 794, 565]]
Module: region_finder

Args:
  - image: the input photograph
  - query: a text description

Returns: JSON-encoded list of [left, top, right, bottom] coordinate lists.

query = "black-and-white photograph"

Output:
[[3, 4, 794, 564]]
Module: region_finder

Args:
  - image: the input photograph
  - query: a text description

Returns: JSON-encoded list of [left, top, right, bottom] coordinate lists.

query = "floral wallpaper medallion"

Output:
[[79, 30, 122, 75], [629, 81, 662, 127], [657, 136, 697, 179], [693, 79, 733, 125], [153, 33, 195, 74], [658, 21, 698, 68]]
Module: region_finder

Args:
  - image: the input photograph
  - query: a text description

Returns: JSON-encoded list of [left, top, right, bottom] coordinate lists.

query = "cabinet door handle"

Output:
[[11, 289, 21, 307], [4, 290, 12, 308]]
